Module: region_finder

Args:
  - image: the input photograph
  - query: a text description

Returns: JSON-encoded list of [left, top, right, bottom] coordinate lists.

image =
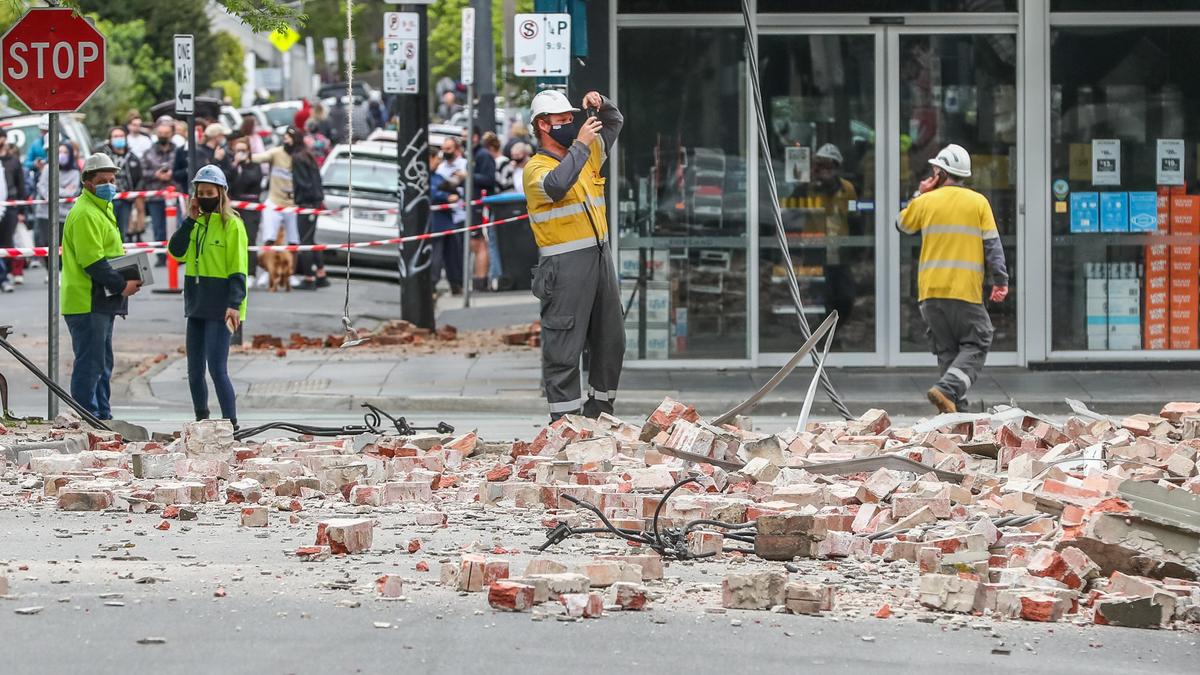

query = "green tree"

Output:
[[2, 0, 303, 34], [428, 0, 534, 88], [78, 17, 173, 136]]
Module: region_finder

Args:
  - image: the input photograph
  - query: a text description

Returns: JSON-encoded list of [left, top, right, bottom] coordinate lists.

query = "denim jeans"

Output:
[[113, 199, 132, 240], [64, 312, 116, 419], [147, 199, 166, 263], [186, 317, 237, 423]]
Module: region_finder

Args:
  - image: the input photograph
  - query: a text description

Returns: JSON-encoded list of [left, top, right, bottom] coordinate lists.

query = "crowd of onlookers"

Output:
[[0, 85, 537, 296]]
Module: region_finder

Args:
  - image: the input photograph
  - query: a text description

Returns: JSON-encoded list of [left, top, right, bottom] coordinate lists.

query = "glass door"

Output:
[[756, 29, 885, 364], [886, 28, 1021, 365]]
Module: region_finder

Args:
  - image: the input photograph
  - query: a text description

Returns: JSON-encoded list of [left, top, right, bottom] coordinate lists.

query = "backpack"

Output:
[[292, 154, 324, 207]]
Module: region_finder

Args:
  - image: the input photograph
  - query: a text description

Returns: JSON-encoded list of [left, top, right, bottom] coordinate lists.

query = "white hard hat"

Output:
[[814, 143, 843, 165], [82, 153, 119, 174], [928, 143, 971, 177], [530, 90, 579, 120]]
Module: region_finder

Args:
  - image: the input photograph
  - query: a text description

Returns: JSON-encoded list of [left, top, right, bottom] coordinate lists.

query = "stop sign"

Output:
[[1, 8, 106, 112]]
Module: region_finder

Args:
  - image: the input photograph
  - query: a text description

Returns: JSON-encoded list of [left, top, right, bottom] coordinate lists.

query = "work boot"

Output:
[[956, 398, 970, 413], [926, 387, 956, 414], [581, 396, 613, 420]]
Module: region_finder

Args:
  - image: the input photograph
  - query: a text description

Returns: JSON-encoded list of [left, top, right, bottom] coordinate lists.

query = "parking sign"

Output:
[[513, 13, 571, 77]]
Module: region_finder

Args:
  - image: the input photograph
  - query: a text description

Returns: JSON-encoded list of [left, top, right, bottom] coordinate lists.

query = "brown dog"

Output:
[[257, 222, 294, 292]]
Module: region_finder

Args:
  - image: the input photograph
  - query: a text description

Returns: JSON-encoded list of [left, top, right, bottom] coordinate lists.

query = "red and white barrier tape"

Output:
[[4, 191, 503, 215], [0, 213, 529, 258], [0, 188, 180, 207]]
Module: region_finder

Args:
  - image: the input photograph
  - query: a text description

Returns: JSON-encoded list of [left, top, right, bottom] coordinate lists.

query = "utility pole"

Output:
[[474, 0, 496, 139], [394, 4, 435, 329]]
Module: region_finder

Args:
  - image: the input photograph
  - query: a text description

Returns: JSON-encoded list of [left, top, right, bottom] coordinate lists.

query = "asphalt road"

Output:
[[0, 507, 1194, 675]]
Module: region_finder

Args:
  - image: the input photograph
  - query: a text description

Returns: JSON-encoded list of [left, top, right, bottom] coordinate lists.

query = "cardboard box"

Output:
[[1171, 196, 1199, 234], [1129, 192, 1158, 232], [1100, 192, 1128, 232], [1157, 186, 1172, 232], [625, 323, 670, 360]]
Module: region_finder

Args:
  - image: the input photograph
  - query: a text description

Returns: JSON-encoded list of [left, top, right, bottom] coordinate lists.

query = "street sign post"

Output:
[[174, 35, 194, 116], [513, 13, 571, 77], [382, 11, 419, 95], [462, 6, 476, 308], [393, 6, 434, 329], [1, 8, 107, 418]]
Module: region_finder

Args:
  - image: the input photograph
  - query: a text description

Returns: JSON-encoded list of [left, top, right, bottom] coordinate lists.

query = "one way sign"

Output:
[[174, 34, 194, 115]]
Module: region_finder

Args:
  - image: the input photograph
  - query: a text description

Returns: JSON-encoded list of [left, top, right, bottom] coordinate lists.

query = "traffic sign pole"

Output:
[[461, 6, 475, 309], [47, 113, 59, 419]]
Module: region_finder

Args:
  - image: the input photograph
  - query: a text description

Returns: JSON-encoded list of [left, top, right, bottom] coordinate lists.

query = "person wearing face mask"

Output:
[[139, 119, 178, 264], [428, 147, 464, 297], [34, 143, 80, 249], [251, 127, 302, 286], [61, 154, 143, 420], [168, 165, 248, 429], [0, 132, 27, 291], [228, 138, 263, 273], [523, 89, 624, 421], [99, 126, 143, 240]]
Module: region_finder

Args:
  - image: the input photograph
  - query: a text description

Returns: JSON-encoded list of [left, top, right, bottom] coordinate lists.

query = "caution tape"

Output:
[[0, 213, 529, 258], [0, 188, 180, 207]]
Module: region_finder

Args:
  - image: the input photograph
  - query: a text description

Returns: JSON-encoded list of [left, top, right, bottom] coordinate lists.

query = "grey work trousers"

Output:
[[532, 243, 625, 418], [919, 298, 993, 403]]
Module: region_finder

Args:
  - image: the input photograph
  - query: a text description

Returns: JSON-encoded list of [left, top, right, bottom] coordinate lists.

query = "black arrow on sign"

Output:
[[178, 91, 192, 106]]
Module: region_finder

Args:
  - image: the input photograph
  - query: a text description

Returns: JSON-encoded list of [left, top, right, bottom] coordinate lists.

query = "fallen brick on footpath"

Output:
[[2, 401, 1199, 634]]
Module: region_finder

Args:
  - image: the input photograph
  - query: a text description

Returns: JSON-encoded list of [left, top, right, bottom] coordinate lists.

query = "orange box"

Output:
[[1171, 185, 1188, 196], [1158, 187, 1173, 232], [1171, 196, 1200, 234]]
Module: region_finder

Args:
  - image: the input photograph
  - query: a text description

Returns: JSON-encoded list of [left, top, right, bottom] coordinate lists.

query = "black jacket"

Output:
[[228, 161, 264, 203], [98, 143, 143, 193], [172, 143, 234, 192], [2, 153, 25, 201]]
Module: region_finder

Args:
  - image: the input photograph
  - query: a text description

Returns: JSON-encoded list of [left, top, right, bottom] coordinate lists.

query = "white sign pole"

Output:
[[462, 6, 475, 308], [174, 34, 194, 115]]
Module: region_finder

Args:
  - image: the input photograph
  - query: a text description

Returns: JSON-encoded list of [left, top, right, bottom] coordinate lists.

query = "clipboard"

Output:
[[105, 251, 155, 294]]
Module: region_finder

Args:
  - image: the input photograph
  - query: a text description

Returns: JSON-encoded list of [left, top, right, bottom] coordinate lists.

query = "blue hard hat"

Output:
[[191, 164, 228, 189]]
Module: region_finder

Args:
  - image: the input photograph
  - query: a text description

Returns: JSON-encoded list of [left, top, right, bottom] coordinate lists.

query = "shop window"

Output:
[[618, 0, 740, 13], [1051, 1, 1200, 11], [1050, 27, 1200, 352], [617, 28, 749, 359], [757, 34, 878, 354], [758, 1, 1016, 12]]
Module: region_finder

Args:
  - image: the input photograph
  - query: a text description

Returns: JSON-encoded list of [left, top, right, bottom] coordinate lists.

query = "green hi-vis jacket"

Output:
[[168, 212, 249, 321], [61, 189, 128, 315]]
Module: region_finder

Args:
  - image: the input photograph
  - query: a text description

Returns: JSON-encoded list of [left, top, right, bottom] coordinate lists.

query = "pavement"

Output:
[[3, 266, 1200, 426]]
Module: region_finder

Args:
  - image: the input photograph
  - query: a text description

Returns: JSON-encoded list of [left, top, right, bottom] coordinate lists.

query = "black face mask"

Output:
[[157, 137, 171, 145], [197, 196, 220, 214], [442, 150, 457, 161], [547, 120, 577, 148]]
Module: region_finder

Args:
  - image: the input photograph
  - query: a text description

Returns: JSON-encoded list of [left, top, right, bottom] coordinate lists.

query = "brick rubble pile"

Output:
[[1, 398, 1198, 629]]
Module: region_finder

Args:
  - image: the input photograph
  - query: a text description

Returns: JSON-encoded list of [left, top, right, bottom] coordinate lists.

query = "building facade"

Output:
[[574, 1, 1200, 368]]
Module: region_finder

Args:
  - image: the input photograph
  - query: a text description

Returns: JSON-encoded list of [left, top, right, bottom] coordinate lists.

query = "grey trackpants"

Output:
[[532, 243, 625, 417], [919, 298, 993, 402]]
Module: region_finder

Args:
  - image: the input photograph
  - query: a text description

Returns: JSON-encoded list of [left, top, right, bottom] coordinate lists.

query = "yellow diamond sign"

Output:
[[269, 27, 301, 53]]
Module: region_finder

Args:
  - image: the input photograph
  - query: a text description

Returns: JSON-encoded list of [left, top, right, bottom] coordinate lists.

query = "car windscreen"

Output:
[[264, 106, 300, 128], [322, 159, 397, 194]]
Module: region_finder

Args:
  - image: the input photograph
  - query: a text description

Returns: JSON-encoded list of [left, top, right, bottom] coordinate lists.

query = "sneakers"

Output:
[[926, 387, 957, 414], [0, 280, 13, 293], [255, 270, 270, 288], [12, 274, 23, 285]]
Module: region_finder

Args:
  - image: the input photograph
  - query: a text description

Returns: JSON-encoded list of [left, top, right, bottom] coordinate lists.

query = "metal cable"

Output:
[[342, 0, 355, 325], [740, 0, 853, 420]]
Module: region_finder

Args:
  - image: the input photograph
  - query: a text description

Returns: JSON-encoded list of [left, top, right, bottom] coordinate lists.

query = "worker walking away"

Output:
[[523, 89, 624, 421], [61, 154, 144, 420], [896, 144, 1008, 414], [168, 165, 249, 429]]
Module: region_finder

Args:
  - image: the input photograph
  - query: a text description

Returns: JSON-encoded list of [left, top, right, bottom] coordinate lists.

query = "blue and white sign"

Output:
[[1070, 191, 1099, 233], [1129, 192, 1158, 232], [1100, 192, 1128, 232]]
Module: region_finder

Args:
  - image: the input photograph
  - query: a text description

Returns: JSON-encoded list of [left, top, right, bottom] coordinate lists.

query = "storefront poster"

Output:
[[785, 146, 810, 184], [1157, 139, 1185, 186], [1092, 139, 1121, 186], [1128, 192, 1158, 232], [1100, 192, 1128, 232], [1068, 144, 1091, 182], [1070, 191, 1099, 233]]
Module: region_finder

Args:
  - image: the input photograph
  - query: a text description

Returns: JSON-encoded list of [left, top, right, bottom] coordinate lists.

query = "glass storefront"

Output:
[[896, 32, 1018, 354], [607, 1, 1200, 365], [617, 28, 749, 360], [757, 34, 877, 354], [1049, 26, 1200, 352]]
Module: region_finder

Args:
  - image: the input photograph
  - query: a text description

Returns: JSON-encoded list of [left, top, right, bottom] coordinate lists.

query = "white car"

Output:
[[241, 100, 303, 144], [314, 141, 403, 276], [366, 123, 464, 151], [0, 112, 93, 162]]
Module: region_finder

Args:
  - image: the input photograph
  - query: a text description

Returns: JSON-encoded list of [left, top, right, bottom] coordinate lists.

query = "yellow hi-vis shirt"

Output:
[[897, 185, 998, 304], [522, 138, 607, 254]]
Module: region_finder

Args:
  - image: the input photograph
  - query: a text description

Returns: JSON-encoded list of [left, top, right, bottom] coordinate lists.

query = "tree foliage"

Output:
[[428, 0, 534, 88], [78, 16, 173, 135], [1, 0, 304, 35]]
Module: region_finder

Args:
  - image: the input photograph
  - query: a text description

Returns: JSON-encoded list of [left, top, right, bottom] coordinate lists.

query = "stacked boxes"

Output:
[[1169, 195, 1199, 350], [1085, 265, 1108, 351], [1107, 265, 1141, 351], [1144, 241, 1170, 350]]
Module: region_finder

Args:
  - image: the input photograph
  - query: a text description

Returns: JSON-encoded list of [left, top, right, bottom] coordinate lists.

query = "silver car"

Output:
[[314, 141, 403, 276]]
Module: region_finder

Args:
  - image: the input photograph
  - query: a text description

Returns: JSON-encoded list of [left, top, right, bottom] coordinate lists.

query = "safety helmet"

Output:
[[191, 164, 228, 189], [82, 153, 119, 174], [529, 89, 579, 120], [814, 143, 843, 165], [928, 143, 971, 178]]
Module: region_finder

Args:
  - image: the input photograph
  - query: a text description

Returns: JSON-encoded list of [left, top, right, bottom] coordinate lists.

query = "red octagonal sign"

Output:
[[1, 8, 106, 112]]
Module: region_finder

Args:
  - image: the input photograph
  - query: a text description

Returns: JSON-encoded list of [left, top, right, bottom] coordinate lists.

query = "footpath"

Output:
[[127, 293, 1198, 419]]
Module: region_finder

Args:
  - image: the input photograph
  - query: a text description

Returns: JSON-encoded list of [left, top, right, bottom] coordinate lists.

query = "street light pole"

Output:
[[396, 4, 435, 330]]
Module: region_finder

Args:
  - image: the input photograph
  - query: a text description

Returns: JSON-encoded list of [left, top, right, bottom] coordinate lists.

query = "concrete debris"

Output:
[[3, 397, 1200, 633]]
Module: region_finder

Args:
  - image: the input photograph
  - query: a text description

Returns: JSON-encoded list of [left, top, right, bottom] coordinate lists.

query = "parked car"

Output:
[[318, 81, 371, 104], [0, 112, 93, 162], [448, 109, 507, 138], [314, 141, 402, 276], [241, 100, 304, 145], [366, 123, 464, 151], [219, 105, 243, 135]]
